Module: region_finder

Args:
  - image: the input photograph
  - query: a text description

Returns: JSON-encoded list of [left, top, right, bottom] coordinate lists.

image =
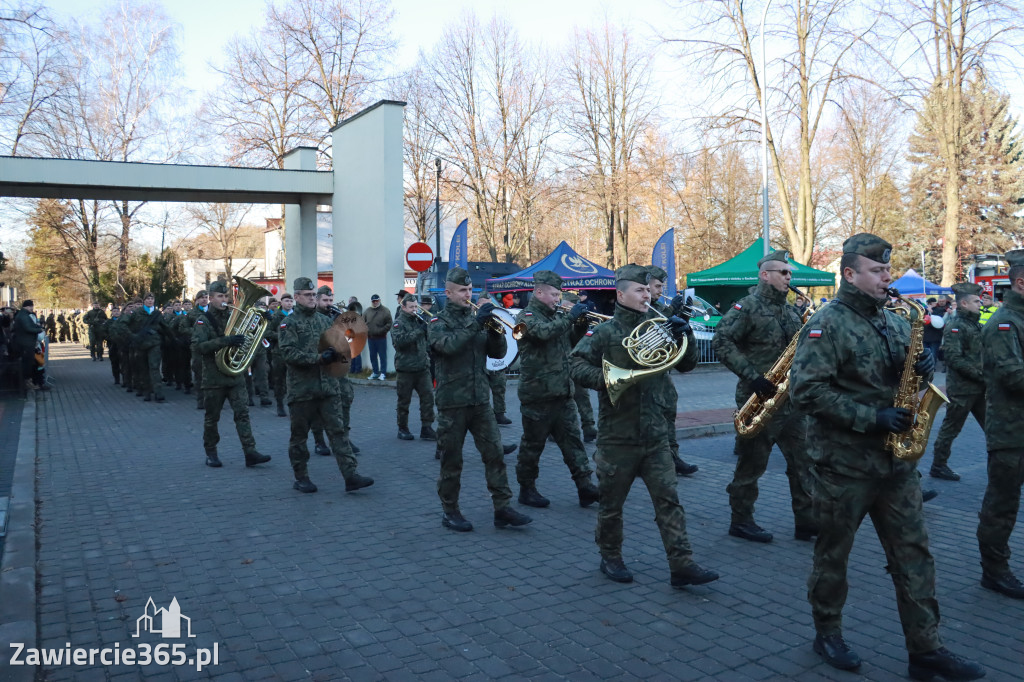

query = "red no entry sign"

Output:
[[406, 242, 434, 272]]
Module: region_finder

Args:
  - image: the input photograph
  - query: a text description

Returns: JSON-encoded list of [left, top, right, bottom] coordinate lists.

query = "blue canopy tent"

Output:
[[485, 241, 616, 291], [890, 268, 952, 297]]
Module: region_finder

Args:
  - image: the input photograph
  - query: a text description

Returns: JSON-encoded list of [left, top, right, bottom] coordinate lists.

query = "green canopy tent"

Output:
[[686, 239, 835, 311]]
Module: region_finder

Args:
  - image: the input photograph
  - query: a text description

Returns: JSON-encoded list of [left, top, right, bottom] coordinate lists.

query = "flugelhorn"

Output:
[[215, 276, 272, 376], [469, 301, 517, 336], [556, 302, 611, 326]]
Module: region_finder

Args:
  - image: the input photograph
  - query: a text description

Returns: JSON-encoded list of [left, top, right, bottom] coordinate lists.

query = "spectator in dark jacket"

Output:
[[12, 301, 49, 390], [363, 294, 393, 380]]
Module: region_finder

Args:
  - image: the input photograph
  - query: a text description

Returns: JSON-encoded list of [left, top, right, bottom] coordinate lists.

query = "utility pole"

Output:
[[434, 158, 442, 275], [759, 0, 775, 257]]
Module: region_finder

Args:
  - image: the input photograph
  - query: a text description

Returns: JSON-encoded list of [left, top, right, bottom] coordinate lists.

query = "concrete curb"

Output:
[[677, 422, 734, 440], [0, 394, 37, 682]]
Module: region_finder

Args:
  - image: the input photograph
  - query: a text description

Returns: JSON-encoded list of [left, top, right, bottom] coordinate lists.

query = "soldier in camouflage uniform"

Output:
[[976, 249, 1024, 600], [791, 233, 984, 679], [103, 305, 122, 384], [244, 299, 273, 407], [477, 292, 513, 425], [712, 251, 816, 543], [929, 282, 985, 481], [648, 266, 699, 477], [428, 267, 532, 532], [127, 293, 168, 402], [110, 301, 136, 393], [391, 294, 437, 441], [189, 291, 209, 408], [267, 292, 294, 417], [191, 280, 271, 469], [173, 300, 195, 394], [308, 286, 339, 457], [513, 271, 600, 508], [571, 264, 719, 589], [82, 302, 107, 361], [279, 278, 373, 494]]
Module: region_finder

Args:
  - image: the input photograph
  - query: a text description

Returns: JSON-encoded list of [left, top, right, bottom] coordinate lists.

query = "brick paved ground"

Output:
[[18, 345, 1024, 680]]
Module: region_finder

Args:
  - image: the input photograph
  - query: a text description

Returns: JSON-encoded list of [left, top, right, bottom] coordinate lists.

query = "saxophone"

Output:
[[884, 288, 949, 462], [734, 286, 814, 438]]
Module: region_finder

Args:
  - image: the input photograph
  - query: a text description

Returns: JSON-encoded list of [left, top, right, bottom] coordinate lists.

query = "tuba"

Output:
[[885, 288, 949, 462], [602, 312, 689, 405], [215, 276, 272, 376], [319, 308, 368, 379]]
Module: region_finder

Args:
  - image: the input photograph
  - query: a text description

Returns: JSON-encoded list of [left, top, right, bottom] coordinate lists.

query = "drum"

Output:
[[486, 307, 520, 372]]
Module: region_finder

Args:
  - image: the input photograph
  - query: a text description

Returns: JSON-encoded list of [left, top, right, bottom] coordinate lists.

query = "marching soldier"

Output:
[[976, 249, 1024, 600], [127, 293, 168, 402], [189, 291, 210, 408], [647, 266, 699, 476], [173, 300, 195, 394], [110, 301, 137, 393], [245, 299, 273, 407], [513, 271, 600, 508], [391, 294, 437, 441], [82, 302, 107, 361], [790, 233, 984, 679], [929, 282, 986, 481], [104, 305, 123, 384], [570, 264, 718, 588], [712, 251, 816, 543], [267, 292, 294, 417], [477, 292, 513, 425], [278, 277, 373, 494], [429, 267, 532, 532], [191, 280, 271, 469]]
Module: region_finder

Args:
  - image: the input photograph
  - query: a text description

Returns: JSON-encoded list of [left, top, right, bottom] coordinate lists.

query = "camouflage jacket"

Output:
[[428, 301, 506, 410], [82, 308, 107, 329], [981, 289, 1024, 452], [790, 280, 930, 479], [191, 306, 243, 388], [515, 298, 580, 404], [713, 282, 803, 410], [391, 310, 430, 373], [107, 310, 131, 346], [265, 309, 293, 348], [126, 306, 167, 350], [942, 309, 985, 396], [570, 302, 697, 448], [277, 303, 340, 402], [99, 316, 119, 346]]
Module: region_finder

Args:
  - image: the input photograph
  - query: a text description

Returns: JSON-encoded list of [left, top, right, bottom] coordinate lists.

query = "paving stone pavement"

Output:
[[18, 345, 1024, 680]]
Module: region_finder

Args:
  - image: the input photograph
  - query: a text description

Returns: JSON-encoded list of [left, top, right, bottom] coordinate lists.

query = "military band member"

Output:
[[929, 282, 985, 481], [428, 267, 532, 532], [173, 299, 195, 394], [308, 285, 339, 457], [791, 234, 984, 679], [245, 298, 273, 407], [647, 266, 699, 476], [976, 249, 1024, 600], [712, 251, 816, 543], [279, 277, 373, 494], [392, 294, 437, 441], [191, 280, 272, 469], [82, 302, 107, 361], [190, 290, 210, 409], [104, 305, 122, 384], [571, 264, 718, 588], [477, 292, 512, 425], [267, 292, 294, 417], [513, 271, 600, 508]]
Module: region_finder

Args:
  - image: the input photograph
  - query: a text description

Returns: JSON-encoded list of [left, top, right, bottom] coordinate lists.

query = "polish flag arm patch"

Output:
[[430, 317, 439, 322], [585, 330, 594, 336], [808, 329, 823, 338], [279, 322, 287, 329], [733, 303, 743, 310], [196, 319, 204, 325], [950, 328, 959, 334], [998, 323, 1012, 331]]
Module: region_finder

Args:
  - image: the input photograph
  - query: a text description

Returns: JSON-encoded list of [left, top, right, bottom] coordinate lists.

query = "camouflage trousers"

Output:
[[517, 398, 592, 487], [396, 369, 434, 428], [595, 442, 694, 573], [485, 369, 506, 414], [203, 384, 257, 457], [311, 380, 352, 447], [573, 380, 595, 430], [289, 397, 357, 480], [136, 345, 163, 399], [120, 347, 134, 389], [88, 327, 103, 359], [108, 343, 121, 382], [976, 448, 1024, 576], [245, 349, 270, 400], [436, 403, 512, 513], [808, 467, 941, 654], [727, 410, 815, 527], [192, 351, 204, 408], [269, 350, 287, 402], [931, 393, 986, 469]]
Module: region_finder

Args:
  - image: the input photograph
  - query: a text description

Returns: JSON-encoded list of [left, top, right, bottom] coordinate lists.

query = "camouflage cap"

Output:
[[951, 282, 983, 299], [316, 285, 332, 296], [843, 233, 892, 264], [757, 250, 790, 268], [195, 289, 208, 299], [646, 265, 669, 282], [446, 267, 472, 286], [616, 264, 651, 285], [293, 277, 314, 292], [402, 293, 416, 305], [534, 270, 563, 290], [1005, 249, 1024, 268], [208, 281, 229, 294]]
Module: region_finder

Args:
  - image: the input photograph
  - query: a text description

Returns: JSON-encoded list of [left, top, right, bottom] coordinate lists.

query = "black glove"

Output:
[[225, 334, 246, 347], [669, 294, 689, 319], [567, 303, 588, 322], [875, 407, 913, 434], [666, 315, 690, 340], [751, 376, 777, 400], [259, 309, 273, 321], [475, 302, 496, 325], [914, 349, 936, 376], [319, 347, 339, 365]]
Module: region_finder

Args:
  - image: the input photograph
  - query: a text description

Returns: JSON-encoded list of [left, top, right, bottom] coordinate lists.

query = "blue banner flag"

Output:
[[448, 219, 468, 270], [652, 228, 676, 297]]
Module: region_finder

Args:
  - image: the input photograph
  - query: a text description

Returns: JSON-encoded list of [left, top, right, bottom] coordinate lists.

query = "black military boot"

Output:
[[600, 557, 633, 583], [397, 426, 414, 441], [670, 562, 720, 587], [345, 473, 374, 492], [245, 452, 271, 467], [577, 481, 600, 508], [813, 633, 862, 671], [674, 455, 698, 476], [494, 506, 532, 528], [582, 425, 597, 443], [794, 525, 820, 542], [494, 412, 512, 425], [442, 510, 473, 532], [981, 570, 1024, 599], [183, 385, 191, 395], [518, 486, 550, 508], [205, 452, 222, 468], [502, 443, 517, 455], [922, 489, 939, 502], [293, 477, 317, 493], [247, 396, 255, 407], [260, 397, 273, 407], [908, 647, 985, 681], [315, 443, 332, 457], [143, 393, 153, 402], [276, 400, 287, 417], [929, 464, 960, 481], [420, 425, 437, 441], [729, 521, 773, 543], [155, 395, 166, 403]]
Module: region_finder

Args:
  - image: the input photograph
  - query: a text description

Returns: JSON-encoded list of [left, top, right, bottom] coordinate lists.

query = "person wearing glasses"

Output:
[[712, 250, 817, 544]]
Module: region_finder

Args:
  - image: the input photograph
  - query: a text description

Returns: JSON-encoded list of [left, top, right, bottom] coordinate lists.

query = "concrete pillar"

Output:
[[283, 147, 319, 289], [331, 100, 406, 372]]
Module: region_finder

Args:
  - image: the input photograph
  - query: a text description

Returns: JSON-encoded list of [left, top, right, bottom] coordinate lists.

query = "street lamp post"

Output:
[[434, 158, 442, 276], [759, 0, 774, 257]]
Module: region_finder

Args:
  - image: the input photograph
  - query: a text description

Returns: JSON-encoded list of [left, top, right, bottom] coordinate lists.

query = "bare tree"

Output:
[[399, 65, 445, 242], [186, 203, 254, 284]]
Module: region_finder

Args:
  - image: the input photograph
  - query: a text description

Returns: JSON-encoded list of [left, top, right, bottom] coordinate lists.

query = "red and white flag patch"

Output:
[[951, 328, 959, 334], [998, 323, 1012, 331], [585, 330, 594, 337], [430, 317, 439, 322], [196, 319, 204, 325], [279, 322, 287, 329], [733, 303, 743, 310], [808, 329, 823, 338]]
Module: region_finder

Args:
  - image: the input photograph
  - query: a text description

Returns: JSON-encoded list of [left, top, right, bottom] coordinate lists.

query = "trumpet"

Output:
[[468, 301, 517, 336], [657, 295, 710, 322], [556, 302, 611, 326]]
